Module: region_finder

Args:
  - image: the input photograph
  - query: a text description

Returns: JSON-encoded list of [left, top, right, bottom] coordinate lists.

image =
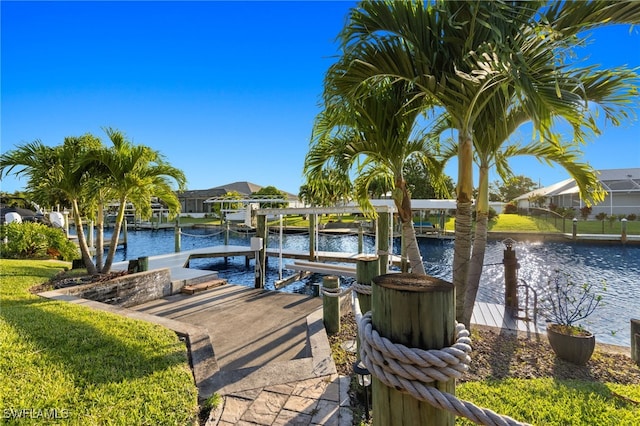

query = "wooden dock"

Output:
[[471, 301, 540, 334]]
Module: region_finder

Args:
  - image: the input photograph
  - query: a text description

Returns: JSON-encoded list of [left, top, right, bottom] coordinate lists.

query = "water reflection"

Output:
[[103, 228, 640, 346]]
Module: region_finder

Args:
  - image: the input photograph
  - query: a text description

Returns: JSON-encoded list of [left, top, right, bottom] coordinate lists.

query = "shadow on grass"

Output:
[[1, 295, 188, 386]]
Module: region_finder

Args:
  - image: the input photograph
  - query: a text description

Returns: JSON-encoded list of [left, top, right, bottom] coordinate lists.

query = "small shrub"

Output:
[[504, 203, 518, 214], [579, 206, 592, 220], [627, 213, 637, 221], [540, 270, 605, 329], [0, 222, 78, 260], [595, 212, 607, 221]]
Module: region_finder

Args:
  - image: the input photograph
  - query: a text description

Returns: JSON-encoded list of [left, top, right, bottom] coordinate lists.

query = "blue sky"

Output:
[[2, 1, 639, 197]]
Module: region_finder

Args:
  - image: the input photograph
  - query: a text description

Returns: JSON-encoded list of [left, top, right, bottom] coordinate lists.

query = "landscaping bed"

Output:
[[329, 313, 640, 425]]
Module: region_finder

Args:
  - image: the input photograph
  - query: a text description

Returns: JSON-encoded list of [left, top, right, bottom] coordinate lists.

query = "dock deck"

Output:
[[471, 301, 540, 334]]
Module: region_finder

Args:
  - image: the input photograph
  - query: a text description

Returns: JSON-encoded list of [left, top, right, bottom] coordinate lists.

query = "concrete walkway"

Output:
[[132, 284, 354, 425]]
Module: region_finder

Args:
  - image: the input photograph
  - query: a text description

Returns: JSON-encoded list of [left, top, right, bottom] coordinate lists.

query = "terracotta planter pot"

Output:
[[546, 323, 596, 365]]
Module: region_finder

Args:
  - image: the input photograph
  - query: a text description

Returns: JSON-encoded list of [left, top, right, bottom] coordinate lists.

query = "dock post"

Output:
[[621, 218, 628, 244], [572, 218, 578, 240], [223, 220, 230, 264], [371, 273, 455, 425], [309, 214, 317, 261], [174, 218, 181, 252], [358, 223, 364, 254], [502, 238, 519, 314], [138, 256, 149, 272], [255, 214, 267, 288], [355, 255, 378, 314], [377, 210, 390, 276], [323, 276, 340, 334], [632, 319, 640, 366]]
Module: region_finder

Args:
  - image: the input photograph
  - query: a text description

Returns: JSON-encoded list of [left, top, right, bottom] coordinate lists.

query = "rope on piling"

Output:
[[352, 282, 372, 295], [320, 286, 352, 298], [354, 299, 531, 426]]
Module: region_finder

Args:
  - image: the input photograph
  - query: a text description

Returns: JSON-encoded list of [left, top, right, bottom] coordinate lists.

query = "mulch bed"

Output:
[[30, 270, 130, 294], [329, 313, 640, 385]]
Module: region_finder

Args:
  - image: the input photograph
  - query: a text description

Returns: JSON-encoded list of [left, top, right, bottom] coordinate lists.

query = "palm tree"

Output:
[[327, 0, 640, 323], [86, 128, 186, 273], [0, 135, 104, 274], [460, 26, 638, 327], [305, 79, 444, 274]]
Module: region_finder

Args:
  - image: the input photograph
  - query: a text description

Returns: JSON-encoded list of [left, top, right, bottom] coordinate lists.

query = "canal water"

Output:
[[103, 227, 639, 347]]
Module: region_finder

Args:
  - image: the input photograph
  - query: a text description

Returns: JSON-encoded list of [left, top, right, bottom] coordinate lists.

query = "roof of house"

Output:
[[515, 168, 640, 200], [180, 181, 298, 201]]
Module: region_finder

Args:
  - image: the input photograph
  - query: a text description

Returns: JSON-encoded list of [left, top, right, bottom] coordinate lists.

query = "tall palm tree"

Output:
[[305, 79, 443, 274], [0, 135, 104, 274], [327, 0, 640, 323], [456, 25, 636, 326], [87, 128, 186, 273]]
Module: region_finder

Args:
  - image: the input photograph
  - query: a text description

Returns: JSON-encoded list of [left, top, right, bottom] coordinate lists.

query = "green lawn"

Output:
[[0, 259, 198, 425], [457, 378, 639, 425], [489, 214, 561, 233]]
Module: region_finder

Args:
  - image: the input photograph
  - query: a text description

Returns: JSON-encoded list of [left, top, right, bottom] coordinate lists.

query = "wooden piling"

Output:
[[632, 319, 640, 366], [355, 255, 378, 314], [323, 275, 340, 334], [309, 214, 317, 261], [174, 220, 181, 253], [371, 273, 456, 426], [503, 246, 519, 313], [255, 214, 267, 288], [377, 211, 390, 276], [138, 256, 149, 272]]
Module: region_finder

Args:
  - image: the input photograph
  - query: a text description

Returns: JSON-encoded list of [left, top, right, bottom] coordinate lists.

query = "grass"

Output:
[[0, 259, 199, 425], [488, 214, 560, 232], [456, 379, 639, 425]]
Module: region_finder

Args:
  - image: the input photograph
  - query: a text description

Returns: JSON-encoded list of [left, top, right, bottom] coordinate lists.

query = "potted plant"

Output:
[[541, 270, 606, 365]]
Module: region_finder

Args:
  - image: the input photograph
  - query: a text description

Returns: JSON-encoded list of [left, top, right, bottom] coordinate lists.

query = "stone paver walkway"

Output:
[[207, 375, 353, 426]]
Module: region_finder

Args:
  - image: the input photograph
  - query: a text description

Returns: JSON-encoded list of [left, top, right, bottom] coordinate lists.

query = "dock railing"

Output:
[[516, 278, 538, 326]]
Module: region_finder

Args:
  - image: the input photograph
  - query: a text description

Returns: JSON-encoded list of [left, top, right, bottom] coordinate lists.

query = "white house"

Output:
[[515, 168, 640, 217]]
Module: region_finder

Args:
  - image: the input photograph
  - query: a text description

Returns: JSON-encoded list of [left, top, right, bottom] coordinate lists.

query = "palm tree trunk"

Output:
[[394, 177, 426, 275], [463, 212, 488, 328], [461, 164, 490, 327], [401, 220, 425, 275], [102, 199, 127, 273], [453, 131, 474, 322], [72, 200, 97, 275], [95, 204, 104, 271]]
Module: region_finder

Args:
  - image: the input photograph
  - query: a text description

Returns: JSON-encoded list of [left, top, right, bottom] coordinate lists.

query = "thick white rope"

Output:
[[356, 305, 530, 426], [321, 286, 352, 298], [352, 282, 372, 295]]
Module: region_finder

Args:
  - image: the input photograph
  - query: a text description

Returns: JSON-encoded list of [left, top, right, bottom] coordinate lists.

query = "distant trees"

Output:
[[252, 185, 289, 208], [491, 175, 539, 202]]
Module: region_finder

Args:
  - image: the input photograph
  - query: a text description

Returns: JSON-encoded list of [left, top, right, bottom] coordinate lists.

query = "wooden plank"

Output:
[[181, 279, 227, 295], [286, 261, 357, 278], [472, 302, 540, 334]]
